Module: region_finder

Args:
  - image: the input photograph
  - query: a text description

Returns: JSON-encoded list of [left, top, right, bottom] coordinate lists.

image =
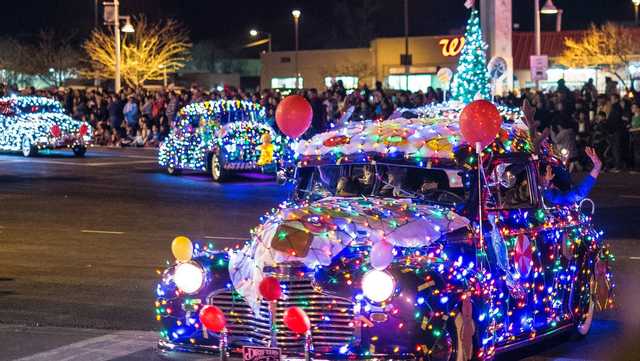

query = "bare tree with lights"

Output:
[[82, 17, 191, 88], [557, 23, 639, 88]]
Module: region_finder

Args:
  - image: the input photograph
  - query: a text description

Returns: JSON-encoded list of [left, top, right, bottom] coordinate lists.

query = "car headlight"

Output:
[[173, 261, 204, 294], [362, 270, 395, 303]]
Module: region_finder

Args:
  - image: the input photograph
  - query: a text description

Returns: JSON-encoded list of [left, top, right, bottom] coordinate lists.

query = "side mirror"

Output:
[[276, 166, 296, 186], [276, 169, 288, 185]]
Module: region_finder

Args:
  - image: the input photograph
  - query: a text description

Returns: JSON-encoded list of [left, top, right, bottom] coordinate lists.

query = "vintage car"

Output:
[[155, 106, 614, 360], [0, 96, 92, 157], [158, 100, 293, 181]]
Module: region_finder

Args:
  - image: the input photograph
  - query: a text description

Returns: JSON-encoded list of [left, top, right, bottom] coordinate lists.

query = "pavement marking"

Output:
[[83, 160, 158, 167], [12, 330, 157, 361], [205, 235, 246, 240], [630, 256, 640, 260], [620, 194, 640, 199], [81, 230, 125, 235], [0, 158, 157, 167]]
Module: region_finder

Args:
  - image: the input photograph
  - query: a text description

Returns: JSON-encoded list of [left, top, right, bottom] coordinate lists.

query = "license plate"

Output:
[[242, 346, 281, 361]]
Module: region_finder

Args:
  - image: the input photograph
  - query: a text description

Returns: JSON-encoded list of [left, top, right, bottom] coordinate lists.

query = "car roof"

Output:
[[295, 102, 531, 168]]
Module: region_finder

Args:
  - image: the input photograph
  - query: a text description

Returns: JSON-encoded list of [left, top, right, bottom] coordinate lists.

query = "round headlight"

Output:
[[362, 270, 395, 303], [174, 262, 204, 294]]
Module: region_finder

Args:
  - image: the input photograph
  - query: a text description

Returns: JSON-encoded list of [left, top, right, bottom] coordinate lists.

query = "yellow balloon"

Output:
[[171, 236, 193, 262]]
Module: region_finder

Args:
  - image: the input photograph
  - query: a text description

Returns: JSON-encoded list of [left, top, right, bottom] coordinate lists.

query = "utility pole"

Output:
[[404, 0, 409, 91], [292, 10, 301, 89], [114, 0, 121, 93]]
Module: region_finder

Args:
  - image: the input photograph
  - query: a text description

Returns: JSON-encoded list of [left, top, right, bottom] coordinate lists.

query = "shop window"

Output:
[[324, 76, 359, 89], [271, 77, 303, 89], [386, 74, 433, 92]]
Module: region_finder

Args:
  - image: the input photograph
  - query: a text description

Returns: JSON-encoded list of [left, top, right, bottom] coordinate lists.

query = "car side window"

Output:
[[487, 162, 536, 209]]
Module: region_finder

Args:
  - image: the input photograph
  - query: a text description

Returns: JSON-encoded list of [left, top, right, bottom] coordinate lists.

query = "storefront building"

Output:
[[260, 30, 640, 93]]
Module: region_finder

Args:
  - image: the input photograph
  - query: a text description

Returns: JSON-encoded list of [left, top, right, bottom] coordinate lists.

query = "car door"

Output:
[[485, 157, 548, 340]]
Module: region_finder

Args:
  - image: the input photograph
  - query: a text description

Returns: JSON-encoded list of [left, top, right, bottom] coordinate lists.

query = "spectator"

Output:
[[123, 95, 139, 131], [607, 94, 626, 172]]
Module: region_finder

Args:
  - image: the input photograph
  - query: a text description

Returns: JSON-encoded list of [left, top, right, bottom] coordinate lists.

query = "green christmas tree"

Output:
[[451, 9, 491, 104]]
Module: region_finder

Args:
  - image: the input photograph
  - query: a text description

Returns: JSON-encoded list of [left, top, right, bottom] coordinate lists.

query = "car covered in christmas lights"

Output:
[[158, 100, 293, 181], [155, 105, 615, 361], [0, 96, 92, 157]]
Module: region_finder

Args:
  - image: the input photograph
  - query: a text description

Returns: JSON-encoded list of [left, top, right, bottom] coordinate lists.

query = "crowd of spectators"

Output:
[[1, 76, 639, 173]]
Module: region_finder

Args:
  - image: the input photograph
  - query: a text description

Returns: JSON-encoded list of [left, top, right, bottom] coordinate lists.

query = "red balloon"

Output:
[[459, 100, 502, 148], [275, 95, 313, 138], [79, 123, 89, 137], [283, 306, 311, 334], [199, 305, 226, 332], [50, 124, 61, 138], [259, 276, 282, 301]]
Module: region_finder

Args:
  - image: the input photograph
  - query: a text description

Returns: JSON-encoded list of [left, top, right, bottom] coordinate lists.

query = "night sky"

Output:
[[0, 0, 636, 51]]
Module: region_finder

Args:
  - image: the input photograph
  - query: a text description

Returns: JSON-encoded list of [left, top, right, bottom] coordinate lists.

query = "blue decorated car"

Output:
[[158, 100, 293, 182], [0, 96, 92, 157], [155, 107, 614, 361]]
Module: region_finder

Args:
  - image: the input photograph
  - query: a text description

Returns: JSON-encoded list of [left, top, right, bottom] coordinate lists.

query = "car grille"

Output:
[[207, 272, 354, 354]]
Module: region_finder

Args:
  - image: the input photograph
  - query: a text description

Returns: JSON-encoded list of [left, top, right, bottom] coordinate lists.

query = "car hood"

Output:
[[228, 196, 469, 312]]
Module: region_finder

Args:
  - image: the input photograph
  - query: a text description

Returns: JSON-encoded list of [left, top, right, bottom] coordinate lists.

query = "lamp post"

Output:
[[112, 0, 134, 93], [249, 29, 272, 53], [533, 0, 558, 89], [292, 9, 301, 89], [633, 0, 640, 25]]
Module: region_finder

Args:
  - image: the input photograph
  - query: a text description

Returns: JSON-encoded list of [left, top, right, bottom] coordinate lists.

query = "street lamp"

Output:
[[110, 0, 134, 94], [249, 29, 272, 53], [540, 0, 558, 14], [533, 0, 557, 89], [633, 0, 640, 25], [292, 9, 301, 89], [121, 17, 134, 33]]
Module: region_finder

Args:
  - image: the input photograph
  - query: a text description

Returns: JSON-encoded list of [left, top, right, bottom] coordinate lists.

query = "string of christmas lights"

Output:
[[155, 105, 615, 360], [0, 96, 92, 155], [158, 100, 294, 174]]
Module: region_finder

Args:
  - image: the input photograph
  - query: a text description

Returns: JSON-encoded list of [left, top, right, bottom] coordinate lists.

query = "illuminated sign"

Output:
[[439, 37, 465, 57]]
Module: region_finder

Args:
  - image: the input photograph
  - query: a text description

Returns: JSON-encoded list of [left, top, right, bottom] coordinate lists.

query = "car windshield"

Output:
[[295, 164, 467, 207]]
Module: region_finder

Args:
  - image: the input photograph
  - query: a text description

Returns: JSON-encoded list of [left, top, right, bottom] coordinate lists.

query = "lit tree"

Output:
[[82, 17, 191, 88], [557, 23, 639, 88], [451, 9, 490, 104]]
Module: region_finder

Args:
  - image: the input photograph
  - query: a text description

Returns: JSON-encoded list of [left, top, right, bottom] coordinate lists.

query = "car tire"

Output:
[[574, 274, 596, 337], [210, 152, 226, 182], [167, 165, 181, 175], [72, 145, 87, 157], [21, 137, 37, 157]]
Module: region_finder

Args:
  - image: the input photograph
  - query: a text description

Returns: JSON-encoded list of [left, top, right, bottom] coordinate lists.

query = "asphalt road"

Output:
[[0, 147, 639, 361]]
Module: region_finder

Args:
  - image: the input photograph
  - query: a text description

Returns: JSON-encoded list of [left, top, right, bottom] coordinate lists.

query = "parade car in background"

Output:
[[0, 96, 92, 157], [155, 106, 614, 360], [158, 100, 293, 182]]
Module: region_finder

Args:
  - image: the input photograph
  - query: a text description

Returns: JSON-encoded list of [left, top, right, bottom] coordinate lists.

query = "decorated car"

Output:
[[0, 96, 92, 157], [158, 100, 294, 181], [155, 103, 614, 361]]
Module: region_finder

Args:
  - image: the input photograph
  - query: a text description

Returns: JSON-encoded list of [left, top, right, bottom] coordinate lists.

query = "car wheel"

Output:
[[72, 145, 86, 157], [21, 137, 37, 157], [575, 274, 596, 336], [167, 165, 181, 175], [210, 153, 226, 182]]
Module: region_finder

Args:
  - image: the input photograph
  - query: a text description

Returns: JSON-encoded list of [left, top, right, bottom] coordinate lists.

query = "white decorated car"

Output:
[[0, 96, 92, 157]]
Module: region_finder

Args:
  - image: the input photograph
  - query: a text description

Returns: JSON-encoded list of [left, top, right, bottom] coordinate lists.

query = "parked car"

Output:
[[155, 109, 614, 360], [158, 100, 293, 181], [0, 96, 92, 157]]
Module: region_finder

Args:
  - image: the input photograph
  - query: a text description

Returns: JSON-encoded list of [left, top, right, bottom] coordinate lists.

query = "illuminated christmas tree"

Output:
[[451, 9, 491, 104]]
